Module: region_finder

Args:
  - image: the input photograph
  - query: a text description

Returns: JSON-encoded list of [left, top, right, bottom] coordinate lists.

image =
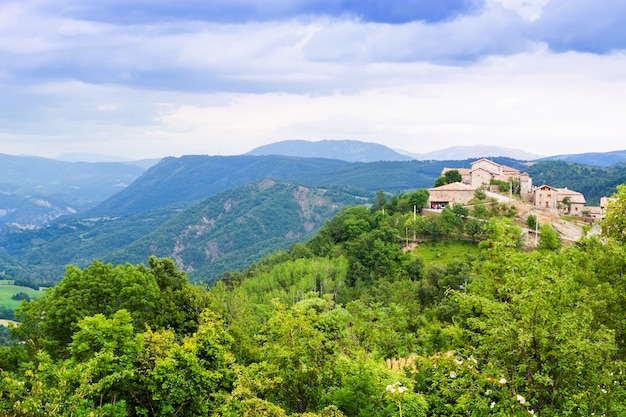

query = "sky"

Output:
[[1, 0, 625, 160]]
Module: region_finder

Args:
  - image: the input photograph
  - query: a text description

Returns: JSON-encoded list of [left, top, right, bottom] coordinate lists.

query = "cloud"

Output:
[[533, 0, 626, 53], [1, 0, 626, 159]]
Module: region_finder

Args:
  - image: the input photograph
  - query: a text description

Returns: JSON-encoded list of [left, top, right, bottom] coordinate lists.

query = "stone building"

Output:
[[427, 182, 477, 209], [533, 185, 586, 215], [441, 158, 533, 196]]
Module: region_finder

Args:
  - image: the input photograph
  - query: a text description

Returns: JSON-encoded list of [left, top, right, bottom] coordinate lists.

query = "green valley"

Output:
[[2, 184, 626, 416]]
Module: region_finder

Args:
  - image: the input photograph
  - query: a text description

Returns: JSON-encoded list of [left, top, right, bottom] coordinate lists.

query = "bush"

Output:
[[11, 292, 30, 302]]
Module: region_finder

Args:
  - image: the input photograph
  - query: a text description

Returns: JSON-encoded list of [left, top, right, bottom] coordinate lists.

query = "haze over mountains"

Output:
[[2, 140, 626, 286], [245, 140, 544, 162]]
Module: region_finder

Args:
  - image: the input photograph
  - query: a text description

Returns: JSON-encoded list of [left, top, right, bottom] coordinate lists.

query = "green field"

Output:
[[413, 240, 481, 265], [0, 280, 43, 310]]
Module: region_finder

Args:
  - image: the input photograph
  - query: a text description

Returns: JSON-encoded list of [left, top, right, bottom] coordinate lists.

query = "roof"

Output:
[[429, 182, 477, 192], [556, 188, 586, 204], [441, 167, 471, 176], [534, 184, 558, 192], [470, 158, 520, 175]]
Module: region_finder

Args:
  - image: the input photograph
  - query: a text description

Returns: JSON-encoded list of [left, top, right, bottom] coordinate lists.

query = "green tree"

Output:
[[371, 190, 388, 212], [602, 184, 626, 243], [407, 189, 429, 212], [444, 170, 462, 184], [433, 176, 447, 187], [255, 298, 343, 414], [15, 257, 205, 358], [131, 311, 235, 416], [67, 310, 142, 412], [456, 251, 618, 416], [15, 261, 160, 357], [474, 188, 487, 201], [538, 223, 561, 252]]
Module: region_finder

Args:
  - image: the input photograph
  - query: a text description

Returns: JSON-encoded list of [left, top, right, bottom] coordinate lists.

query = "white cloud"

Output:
[[489, 0, 550, 21], [1, 0, 625, 159]]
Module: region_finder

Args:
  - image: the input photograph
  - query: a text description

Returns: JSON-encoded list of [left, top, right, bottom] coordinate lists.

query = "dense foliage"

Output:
[[0, 181, 364, 285], [2, 185, 626, 416], [526, 160, 626, 205]]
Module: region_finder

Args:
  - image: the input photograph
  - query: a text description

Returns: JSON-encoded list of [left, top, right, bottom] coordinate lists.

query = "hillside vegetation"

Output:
[[526, 159, 626, 205], [0, 153, 145, 226], [3, 185, 626, 415], [0, 180, 365, 284]]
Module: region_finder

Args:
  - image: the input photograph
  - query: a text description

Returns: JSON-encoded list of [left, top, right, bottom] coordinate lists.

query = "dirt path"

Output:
[[514, 199, 600, 244]]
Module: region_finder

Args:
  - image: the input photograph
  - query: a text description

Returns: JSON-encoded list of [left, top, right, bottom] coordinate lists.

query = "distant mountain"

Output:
[[409, 145, 543, 161], [56, 152, 133, 163], [88, 154, 535, 219], [105, 179, 364, 281], [0, 154, 145, 227], [538, 149, 626, 168], [87, 155, 352, 217], [246, 139, 414, 162], [56, 152, 161, 170], [1, 179, 364, 283]]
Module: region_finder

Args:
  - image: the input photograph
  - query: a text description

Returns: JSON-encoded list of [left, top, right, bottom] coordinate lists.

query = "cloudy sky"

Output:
[[1, 0, 625, 159]]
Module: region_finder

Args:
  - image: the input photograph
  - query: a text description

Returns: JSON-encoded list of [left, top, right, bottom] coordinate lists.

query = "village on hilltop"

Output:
[[427, 158, 608, 221]]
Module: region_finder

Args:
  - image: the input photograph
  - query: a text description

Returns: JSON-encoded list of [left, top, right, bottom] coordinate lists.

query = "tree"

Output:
[[455, 250, 618, 415], [602, 184, 626, 243], [439, 207, 462, 238], [371, 190, 388, 212], [255, 298, 342, 414], [538, 223, 561, 252], [131, 311, 235, 416], [444, 170, 462, 184], [14, 257, 205, 358], [561, 196, 572, 214], [434, 170, 462, 188], [67, 310, 142, 411], [433, 176, 447, 187], [474, 188, 487, 201], [408, 189, 429, 212]]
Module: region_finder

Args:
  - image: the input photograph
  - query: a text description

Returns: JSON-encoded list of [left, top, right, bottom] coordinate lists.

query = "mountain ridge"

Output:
[[246, 139, 414, 162]]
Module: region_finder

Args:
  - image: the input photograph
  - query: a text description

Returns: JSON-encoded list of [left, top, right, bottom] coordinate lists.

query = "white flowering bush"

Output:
[[408, 351, 533, 416]]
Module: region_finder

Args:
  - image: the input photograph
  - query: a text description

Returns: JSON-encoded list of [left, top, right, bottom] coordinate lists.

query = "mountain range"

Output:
[[1, 141, 626, 286], [245, 140, 544, 162]]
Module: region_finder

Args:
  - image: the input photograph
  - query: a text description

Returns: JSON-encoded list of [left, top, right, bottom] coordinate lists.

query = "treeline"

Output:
[[527, 160, 626, 205], [2, 186, 626, 415]]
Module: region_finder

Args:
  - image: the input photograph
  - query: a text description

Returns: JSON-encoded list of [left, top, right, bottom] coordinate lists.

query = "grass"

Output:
[[413, 240, 481, 265], [0, 282, 43, 310]]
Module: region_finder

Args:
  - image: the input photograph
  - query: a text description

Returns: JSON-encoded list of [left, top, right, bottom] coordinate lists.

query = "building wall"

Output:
[[534, 186, 558, 209], [520, 174, 532, 195], [471, 168, 493, 188], [428, 190, 476, 208], [471, 159, 502, 174]]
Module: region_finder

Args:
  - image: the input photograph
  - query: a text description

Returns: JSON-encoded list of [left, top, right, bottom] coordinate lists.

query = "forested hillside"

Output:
[[0, 180, 365, 284], [3, 185, 626, 416], [0, 154, 145, 226], [526, 160, 626, 205], [87, 155, 352, 217]]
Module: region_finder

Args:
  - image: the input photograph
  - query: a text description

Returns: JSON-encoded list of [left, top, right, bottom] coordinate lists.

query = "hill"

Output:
[[538, 149, 626, 167], [246, 139, 414, 162], [87, 155, 352, 217], [0, 153, 145, 226], [2, 153, 624, 284], [526, 160, 626, 205], [409, 145, 543, 161], [0, 179, 364, 283], [89, 155, 532, 218]]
